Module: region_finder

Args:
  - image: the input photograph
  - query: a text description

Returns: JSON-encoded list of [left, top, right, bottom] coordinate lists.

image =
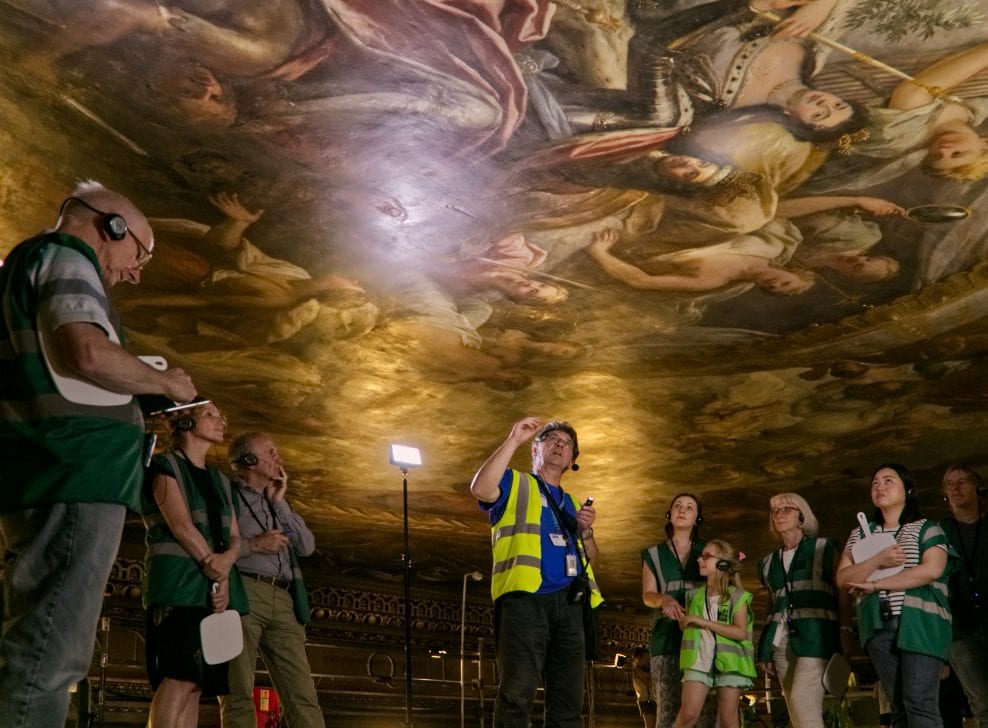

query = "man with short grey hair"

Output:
[[220, 432, 324, 728], [470, 417, 602, 728]]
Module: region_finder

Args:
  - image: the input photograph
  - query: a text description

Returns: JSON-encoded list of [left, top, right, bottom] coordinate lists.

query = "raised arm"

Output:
[[777, 196, 905, 219], [201, 192, 264, 252], [470, 416, 542, 503], [889, 41, 988, 112]]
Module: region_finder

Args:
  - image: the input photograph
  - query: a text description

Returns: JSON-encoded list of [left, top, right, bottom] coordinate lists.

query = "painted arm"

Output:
[[890, 41, 988, 111], [764, 0, 842, 39], [586, 229, 718, 291], [201, 192, 263, 252], [777, 196, 905, 218]]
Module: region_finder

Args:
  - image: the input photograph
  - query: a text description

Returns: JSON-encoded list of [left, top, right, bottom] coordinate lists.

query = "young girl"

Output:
[[673, 539, 756, 728]]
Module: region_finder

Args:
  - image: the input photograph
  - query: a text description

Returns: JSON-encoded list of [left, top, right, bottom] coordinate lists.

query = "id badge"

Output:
[[549, 533, 567, 547], [566, 553, 578, 577]]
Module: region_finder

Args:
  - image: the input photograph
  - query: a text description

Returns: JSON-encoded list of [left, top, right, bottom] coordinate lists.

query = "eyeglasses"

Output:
[[128, 227, 154, 270], [540, 435, 574, 450], [772, 506, 801, 516], [699, 552, 716, 560]]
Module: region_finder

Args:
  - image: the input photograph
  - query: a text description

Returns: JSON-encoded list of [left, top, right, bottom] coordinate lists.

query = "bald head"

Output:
[[56, 180, 154, 286]]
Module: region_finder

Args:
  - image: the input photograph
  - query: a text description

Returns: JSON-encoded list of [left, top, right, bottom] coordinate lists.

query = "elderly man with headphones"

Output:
[[0, 181, 196, 728], [219, 431, 324, 728], [940, 465, 988, 728]]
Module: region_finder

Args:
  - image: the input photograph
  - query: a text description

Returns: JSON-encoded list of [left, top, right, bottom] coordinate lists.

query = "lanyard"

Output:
[[668, 538, 692, 582], [236, 484, 286, 573], [777, 537, 803, 608]]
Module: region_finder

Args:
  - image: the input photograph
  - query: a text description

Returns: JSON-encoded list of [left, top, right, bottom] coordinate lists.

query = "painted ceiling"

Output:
[[2, 0, 988, 611]]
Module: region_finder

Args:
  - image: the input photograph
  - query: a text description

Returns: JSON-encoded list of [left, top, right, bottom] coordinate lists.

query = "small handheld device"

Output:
[[584, 497, 594, 506]]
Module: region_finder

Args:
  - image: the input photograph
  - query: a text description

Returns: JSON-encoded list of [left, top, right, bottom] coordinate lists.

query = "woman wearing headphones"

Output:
[[757, 493, 851, 728], [641, 493, 716, 728], [837, 463, 954, 727], [141, 401, 248, 727], [673, 539, 756, 728]]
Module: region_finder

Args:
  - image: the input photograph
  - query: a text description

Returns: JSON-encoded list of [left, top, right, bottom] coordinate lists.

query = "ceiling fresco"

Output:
[[3, 0, 988, 611]]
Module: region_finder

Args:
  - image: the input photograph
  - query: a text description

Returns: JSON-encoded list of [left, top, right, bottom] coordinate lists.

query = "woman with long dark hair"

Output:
[[836, 463, 954, 727]]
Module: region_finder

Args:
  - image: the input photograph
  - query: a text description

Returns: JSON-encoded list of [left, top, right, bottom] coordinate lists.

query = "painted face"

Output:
[[758, 268, 814, 295], [828, 255, 897, 283], [669, 496, 699, 529], [169, 63, 237, 128], [657, 155, 721, 186], [788, 90, 852, 129], [926, 128, 988, 172], [943, 469, 979, 510], [871, 468, 906, 510], [503, 276, 564, 305]]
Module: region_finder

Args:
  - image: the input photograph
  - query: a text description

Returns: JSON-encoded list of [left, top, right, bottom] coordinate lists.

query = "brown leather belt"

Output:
[[241, 572, 291, 589]]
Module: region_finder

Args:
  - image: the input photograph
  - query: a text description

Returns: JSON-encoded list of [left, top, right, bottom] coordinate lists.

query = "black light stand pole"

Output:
[[401, 465, 414, 728]]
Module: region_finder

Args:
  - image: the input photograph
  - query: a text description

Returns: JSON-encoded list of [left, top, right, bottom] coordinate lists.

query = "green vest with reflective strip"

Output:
[[855, 519, 954, 660], [757, 537, 840, 661], [680, 585, 756, 678], [642, 540, 705, 655], [0, 232, 144, 512], [489, 469, 603, 607], [143, 453, 248, 613]]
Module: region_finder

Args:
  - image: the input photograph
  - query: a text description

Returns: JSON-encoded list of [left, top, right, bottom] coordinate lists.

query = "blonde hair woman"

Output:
[[757, 493, 851, 728]]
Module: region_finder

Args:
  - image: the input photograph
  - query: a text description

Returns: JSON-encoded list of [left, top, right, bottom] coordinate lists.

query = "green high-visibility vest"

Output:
[[680, 585, 756, 678]]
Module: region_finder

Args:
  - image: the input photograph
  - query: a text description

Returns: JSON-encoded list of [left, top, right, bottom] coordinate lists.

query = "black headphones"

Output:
[[234, 452, 259, 468], [798, 513, 805, 524], [62, 197, 128, 241], [715, 559, 732, 572], [176, 415, 196, 432]]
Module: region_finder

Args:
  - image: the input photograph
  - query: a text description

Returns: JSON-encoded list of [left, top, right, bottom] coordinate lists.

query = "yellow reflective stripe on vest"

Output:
[[491, 471, 544, 599]]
